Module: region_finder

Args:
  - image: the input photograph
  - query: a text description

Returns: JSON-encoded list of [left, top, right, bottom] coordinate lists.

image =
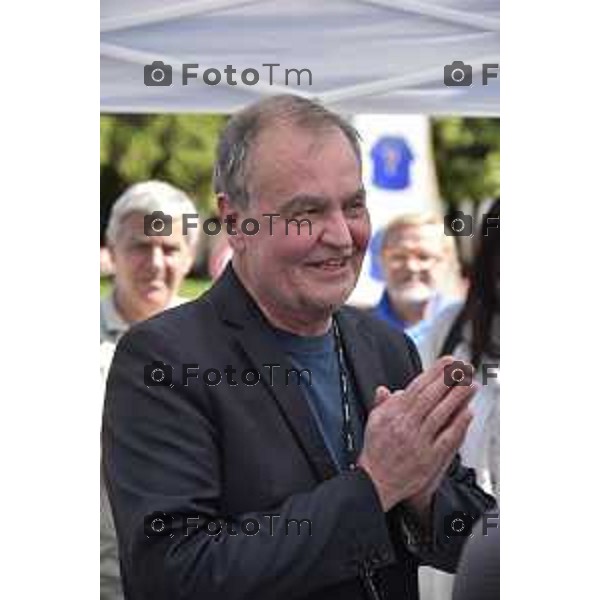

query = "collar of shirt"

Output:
[[373, 289, 452, 334], [100, 292, 129, 343], [100, 291, 187, 343], [372, 290, 409, 332]]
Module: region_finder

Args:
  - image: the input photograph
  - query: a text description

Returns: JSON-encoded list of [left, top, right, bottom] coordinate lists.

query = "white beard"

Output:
[[389, 284, 435, 306]]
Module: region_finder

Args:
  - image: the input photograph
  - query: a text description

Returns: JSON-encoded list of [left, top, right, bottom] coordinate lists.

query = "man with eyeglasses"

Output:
[[371, 214, 454, 340]]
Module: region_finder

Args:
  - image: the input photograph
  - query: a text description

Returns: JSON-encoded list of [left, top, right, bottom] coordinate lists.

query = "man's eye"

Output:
[[294, 208, 319, 218], [346, 201, 365, 214]]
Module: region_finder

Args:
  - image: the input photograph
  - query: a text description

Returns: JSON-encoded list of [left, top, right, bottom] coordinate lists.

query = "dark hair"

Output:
[[440, 199, 500, 368], [213, 94, 361, 209]]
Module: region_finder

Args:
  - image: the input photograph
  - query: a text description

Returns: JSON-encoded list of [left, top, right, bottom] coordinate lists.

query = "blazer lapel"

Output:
[[206, 266, 338, 482], [232, 327, 339, 481], [334, 309, 387, 415]]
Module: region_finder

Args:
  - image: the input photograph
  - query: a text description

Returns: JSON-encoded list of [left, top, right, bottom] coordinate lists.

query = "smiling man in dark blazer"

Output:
[[102, 95, 496, 600]]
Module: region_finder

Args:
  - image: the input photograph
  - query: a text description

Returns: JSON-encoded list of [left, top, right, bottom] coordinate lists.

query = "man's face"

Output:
[[380, 224, 446, 306], [109, 213, 193, 320], [225, 125, 371, 323]]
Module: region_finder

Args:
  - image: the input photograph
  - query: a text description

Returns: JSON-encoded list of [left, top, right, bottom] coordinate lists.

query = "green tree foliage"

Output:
[[100, 113, 499, 242], [432, 117, 500, 206], [100, 113, 227, 241]]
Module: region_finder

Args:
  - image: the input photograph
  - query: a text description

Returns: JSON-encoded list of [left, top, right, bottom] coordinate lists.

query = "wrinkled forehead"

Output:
[[247, 124, 361, 201], [383, 223, 445, 251]]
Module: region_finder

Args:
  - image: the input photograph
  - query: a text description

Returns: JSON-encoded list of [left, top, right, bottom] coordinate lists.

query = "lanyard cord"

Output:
[[332, 318, 383, 600], [332, 317, 358, 471]]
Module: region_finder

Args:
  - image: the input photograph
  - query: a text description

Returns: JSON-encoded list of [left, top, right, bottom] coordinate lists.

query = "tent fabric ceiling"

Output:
[[101, 0, 499, 115]]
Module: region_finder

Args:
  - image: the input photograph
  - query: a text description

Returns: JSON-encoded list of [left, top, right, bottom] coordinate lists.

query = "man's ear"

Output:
[[106, 242, 121, 269], [217, 193, 245, 252]]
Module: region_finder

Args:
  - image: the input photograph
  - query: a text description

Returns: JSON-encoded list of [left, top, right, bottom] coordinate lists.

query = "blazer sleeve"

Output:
[[385, 331, 498, 573], [102, 324, 398, 600]]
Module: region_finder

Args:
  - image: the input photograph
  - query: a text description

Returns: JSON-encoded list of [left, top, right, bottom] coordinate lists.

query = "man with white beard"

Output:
[[371, 214, 453, 340]]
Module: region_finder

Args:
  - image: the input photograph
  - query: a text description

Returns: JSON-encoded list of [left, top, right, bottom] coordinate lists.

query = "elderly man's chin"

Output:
[[392, 285, 434, 305], [302, 273, 357, 313], [138, 283, 171, 308]]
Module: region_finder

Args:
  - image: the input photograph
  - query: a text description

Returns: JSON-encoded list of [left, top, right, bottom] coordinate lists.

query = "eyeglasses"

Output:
[[381, 250, 442, 269]]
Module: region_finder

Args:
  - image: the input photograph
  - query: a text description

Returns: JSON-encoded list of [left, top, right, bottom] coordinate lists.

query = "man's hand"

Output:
[[357, 357, 476, 513]]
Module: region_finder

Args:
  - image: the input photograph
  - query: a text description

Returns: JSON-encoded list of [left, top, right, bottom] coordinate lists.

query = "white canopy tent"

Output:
[[101, 0, 499, 115]]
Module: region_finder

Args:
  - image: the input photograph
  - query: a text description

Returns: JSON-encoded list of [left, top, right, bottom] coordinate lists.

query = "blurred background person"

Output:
[[100, 180, 199, 380], [417, 199, 500, 497], [100, 180, 199, 600], [370, 213, 457, 342], [416, 199, 499, 600]]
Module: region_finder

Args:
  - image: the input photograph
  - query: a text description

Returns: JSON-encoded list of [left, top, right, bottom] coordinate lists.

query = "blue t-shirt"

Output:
[[271, 326, 365, 471], [369, 290, 453, 346], [370, 135, 414, 190]]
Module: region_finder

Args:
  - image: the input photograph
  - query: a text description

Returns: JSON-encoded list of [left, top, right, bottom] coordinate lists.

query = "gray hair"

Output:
[[213, 94, 362, 209], [381, 212, 446, 252], [106, 180, 199, 248]]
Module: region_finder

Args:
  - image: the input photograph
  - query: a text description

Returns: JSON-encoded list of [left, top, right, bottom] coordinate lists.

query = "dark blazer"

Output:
[[102, 265, 495, 600]]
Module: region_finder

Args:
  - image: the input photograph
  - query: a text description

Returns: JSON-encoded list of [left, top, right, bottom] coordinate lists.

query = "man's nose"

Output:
[[404, 255, 422, 273], [148, 246, 165, 272], [321, 211, 353, 249]]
